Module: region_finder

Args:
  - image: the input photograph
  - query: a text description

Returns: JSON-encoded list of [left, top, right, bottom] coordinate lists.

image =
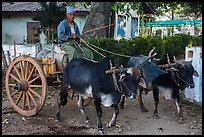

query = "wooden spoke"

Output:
[[29, 85, 43, 88], [68, 90, 93, 106], [26, 92, 31, 111], [28, 87, 41, 99], [10, 74, 21, 83], [19, 61, 25, 80], [26, 65, 35, 81], [11, 90, 20, 97], [13, 66, 22, 80], [6, 55, 47, 116], [9, 84, 16, 87], [27, 90, 37, 107], [28, 75, 40, 84], [24, 61, 29, 81], [22, 92, 26, 110], [71, 91, 75, 99], [15, 91, 23, 105]]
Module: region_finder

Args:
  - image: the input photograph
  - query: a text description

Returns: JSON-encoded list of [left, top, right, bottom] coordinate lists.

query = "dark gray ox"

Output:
[[120, 53, 199, 123], [55, 57, 146, 133]]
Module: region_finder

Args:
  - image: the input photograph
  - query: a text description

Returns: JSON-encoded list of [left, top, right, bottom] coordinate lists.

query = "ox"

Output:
[[55, 57, 146, 133], [121, 53, 199, 123]]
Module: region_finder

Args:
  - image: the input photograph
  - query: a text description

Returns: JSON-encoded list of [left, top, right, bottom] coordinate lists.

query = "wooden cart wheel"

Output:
[[5, 55, 47, 116], [67, 90, 93, 106]]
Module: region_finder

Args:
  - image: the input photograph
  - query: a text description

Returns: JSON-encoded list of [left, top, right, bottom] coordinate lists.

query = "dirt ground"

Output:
[[2, 84, 202, 135]]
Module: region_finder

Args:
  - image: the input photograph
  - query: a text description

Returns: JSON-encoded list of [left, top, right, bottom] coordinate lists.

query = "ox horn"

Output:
[[173, 55, 177, 63], [148, 47, 155, 57]]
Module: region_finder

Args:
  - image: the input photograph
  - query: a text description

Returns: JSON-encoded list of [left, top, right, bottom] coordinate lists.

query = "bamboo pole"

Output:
[[13, 41, 16, 58], [2, 46, 8, 69], [6, 50, 11, 65]]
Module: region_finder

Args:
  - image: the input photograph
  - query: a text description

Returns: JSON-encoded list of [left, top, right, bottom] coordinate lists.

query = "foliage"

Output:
[[83, 34, 202, 66], [33, 2, 66, 44], [155, 29, 162, 36], [181, 2, 202, 19], [112, 2, 141, 17]]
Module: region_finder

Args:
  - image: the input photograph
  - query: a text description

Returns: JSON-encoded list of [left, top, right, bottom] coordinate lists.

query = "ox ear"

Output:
[[193, 70, 199, 77], [138, 78, 146, 88]]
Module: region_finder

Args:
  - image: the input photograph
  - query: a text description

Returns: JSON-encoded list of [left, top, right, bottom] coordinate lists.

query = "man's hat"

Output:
[[66, 6, 75, 14]]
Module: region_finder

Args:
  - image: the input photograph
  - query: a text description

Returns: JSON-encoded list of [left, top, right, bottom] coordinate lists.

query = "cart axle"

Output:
[[14, 81, 28, 91]]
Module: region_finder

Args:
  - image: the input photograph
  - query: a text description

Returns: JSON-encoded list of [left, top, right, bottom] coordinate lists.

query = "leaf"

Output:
[[112, 3, 118, 11]]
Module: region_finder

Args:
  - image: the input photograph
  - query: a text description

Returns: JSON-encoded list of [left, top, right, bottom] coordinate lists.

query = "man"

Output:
[[57, 5, 94, 61]]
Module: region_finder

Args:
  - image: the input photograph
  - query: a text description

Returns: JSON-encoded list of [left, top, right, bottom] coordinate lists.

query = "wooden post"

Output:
[[6, 50, 11, 65], [2, 46, 8, 69], [13, 41, 16, 58]]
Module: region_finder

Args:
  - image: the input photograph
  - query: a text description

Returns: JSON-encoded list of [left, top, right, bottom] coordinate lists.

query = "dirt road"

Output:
[[2, 85, 202, 135]]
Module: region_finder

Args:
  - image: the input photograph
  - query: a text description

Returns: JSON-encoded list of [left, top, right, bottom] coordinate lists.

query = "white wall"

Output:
[[74, 15, 87, 33], [2, 17, 30, 44], [2, 15, 87, 45], [2, 16, 47, 44], [185, 47, 202, 103]]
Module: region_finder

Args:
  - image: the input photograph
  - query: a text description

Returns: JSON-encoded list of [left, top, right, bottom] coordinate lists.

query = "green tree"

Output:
[[150, 2, 183, 36], [181, 2, 202, 35], [33, 2, 65, 44], [111, 2, 155, 37]]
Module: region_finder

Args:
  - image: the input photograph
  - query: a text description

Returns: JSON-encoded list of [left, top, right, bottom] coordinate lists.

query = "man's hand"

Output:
[[70, 34, 77, 39]]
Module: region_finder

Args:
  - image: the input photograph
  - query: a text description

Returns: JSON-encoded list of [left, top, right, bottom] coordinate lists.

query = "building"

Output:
[[2, 2, 89, 44], [2, 2, 156, 44]]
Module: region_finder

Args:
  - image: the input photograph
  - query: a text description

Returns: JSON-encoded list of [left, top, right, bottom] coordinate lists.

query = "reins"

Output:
[[78, 36, 133, 58]]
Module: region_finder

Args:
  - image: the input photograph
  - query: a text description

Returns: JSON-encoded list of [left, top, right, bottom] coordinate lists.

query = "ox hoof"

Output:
[[55, 117, 61, 122], [153, 114, 160, 119], [55, 114, 61, 122], [141, 107, 149, 112], [84, 120, 91, 128], [107, 122, 116, 128], [85, 120, 89, 124], [98, 128, 105, 134], [177, 118, 183, 124]]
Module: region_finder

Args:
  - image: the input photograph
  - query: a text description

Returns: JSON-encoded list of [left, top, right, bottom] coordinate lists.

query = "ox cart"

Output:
[[5, 43, 93, 116]]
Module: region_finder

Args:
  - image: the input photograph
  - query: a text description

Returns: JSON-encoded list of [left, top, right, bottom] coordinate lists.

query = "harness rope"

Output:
[[170, 64, 195, 88], [78, 36, 133, 58], [81, 24, 114, 35], [175, 71, 195, 87], [109, 60, 124, 94], [79, 37, 106, 57]]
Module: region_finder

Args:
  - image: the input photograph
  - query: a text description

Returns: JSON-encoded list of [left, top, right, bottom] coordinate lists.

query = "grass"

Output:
[[181, 98, 202, 114]]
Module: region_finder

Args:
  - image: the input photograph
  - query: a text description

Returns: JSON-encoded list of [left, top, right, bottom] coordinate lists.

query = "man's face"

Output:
[[66, 12, 74, 22]]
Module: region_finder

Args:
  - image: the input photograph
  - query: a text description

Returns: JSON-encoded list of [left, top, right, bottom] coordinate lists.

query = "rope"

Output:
[[82, 24, 114, 35], [175, 71, 195, 87], [79, 36, 133, 58], [79, 37, 106, 57], [77, 23, 133, 58], [87, 42, 133, 58]]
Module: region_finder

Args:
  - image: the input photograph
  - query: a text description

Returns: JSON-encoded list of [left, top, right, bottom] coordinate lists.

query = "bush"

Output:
[[82, 34, 202, 66]]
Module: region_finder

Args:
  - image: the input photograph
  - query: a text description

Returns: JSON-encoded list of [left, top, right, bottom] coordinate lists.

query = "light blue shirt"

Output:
[[57, 19, 81, 44]]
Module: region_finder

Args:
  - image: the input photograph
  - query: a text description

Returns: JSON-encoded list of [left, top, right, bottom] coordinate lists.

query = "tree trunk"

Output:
[[140, 10, 144, 37], [51, 24, 54, 44], [82, 2, 114, 38], [171, 9, 174, 36], [47, 26, 50, 44]]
